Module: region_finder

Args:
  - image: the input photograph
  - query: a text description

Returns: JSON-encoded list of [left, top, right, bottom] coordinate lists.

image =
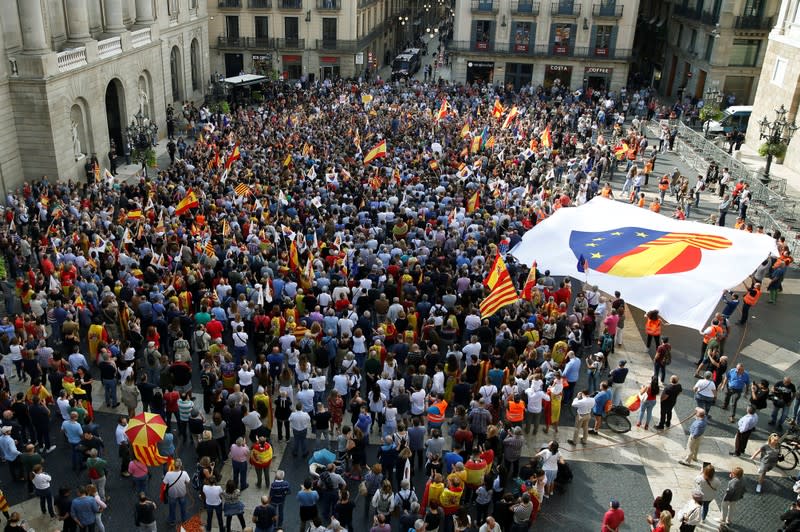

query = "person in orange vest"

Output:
[[737, 282, 761, 325], [637, 193, 647, 208], [249, 436, 273, 488], [649, 198, 661, 213], [696, 318, 723, 370], [505, 394, 525, 427], [658, 174, 670, 203], [644, 310, 663, 353], [600, 182, 614, 199], [427, 394, 448, 434]]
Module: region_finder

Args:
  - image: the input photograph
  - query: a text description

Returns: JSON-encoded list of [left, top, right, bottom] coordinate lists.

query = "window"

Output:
[[170, 47, 181, 101], [704, 35, 714, 61], [284, 16, 299, 39], [554, 24, 571, 44], [676, 24, 683, 47], [255, 16, 269, 39], [226, 16, 240, 38], [688, 29, 697, 52], [322, 18, 337, 42], [513, 22, 532, 52], [595, 25, 612, 49], [772, 57, 788, 85], [475, 20, 492, 48], [729, 39, 760, 66], [742, 0, 763, 17], [168, 0, 178, 15], [191, 40, 200, 91]]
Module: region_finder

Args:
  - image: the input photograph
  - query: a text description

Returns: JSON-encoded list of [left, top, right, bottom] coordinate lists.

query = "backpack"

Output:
[[662, 346, 672, 366], [376, 493, 392, 514], [318, 470, 336, 491], [397, 489, 415, 512], [190, 466, 203, 491]]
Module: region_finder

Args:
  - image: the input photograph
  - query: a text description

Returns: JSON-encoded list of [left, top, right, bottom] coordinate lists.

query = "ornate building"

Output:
[[0, 0, 209, 192]]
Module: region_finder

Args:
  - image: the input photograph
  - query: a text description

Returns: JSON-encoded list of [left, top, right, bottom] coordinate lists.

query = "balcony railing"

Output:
[[550, 2, 581, 16], [250, 0, 272, 6], [217, 36, 276, 48], [278, 0, 303, 8], [131, 28, 152, 48], [253, 37, 274, 48], [218, 0, 242, 7], [57, 47, 88, 72], [97, 36, 122, 59], [316, 39, 358, 51], [511, 0, 540, 15], [316, 0, 341, 9], [734, 15, 774, 30], [447, 40, 632, 59], [471, 0, 498, 13], [592, 4, 623, 17], [275, 38, 305, 49]]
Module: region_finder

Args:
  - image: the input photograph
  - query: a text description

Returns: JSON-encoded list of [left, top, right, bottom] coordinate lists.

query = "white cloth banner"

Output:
[[510, 197, 778, 330]]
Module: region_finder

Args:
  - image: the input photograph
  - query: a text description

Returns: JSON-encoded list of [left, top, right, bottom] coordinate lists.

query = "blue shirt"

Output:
[[62, 420, 84, 444], [71, 495, 99, 525], [726, 369, 750, 391], [592, 390, 612, 415], [296, 489, 319, 507], [0, 435, 20, 461], [269, 479, 291, 503], [689, 417, 708, 438], [444, 450, 462, 473], [563, 358, 582, 382]]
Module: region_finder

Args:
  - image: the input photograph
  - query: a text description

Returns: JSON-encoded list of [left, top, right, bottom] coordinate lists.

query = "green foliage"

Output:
[[699, 106, 723, 123], [133, 147, 157, 167], [758, 142, 787, 159]]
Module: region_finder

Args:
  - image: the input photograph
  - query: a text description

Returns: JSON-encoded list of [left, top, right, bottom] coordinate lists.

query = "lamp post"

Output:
[[702, 88, 723, 138], [125, 110, 158, 178], [758, 104, 798, 181]]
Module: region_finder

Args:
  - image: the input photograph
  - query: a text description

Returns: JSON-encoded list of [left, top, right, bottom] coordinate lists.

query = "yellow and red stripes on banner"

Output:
[[234, 183, 251, 197], [363, 140, 387, 165], [492, 99, 504, 119], [479, 253, 519, 318], [132, 444, 171, 466], [175, 189, 199, 216], [224, 143, 240, 170], [502, 106, 519, 130], [540, 125, 553, 148]]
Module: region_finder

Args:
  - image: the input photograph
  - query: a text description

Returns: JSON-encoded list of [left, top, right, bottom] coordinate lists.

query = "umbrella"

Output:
[[125, 412, 168, 447]]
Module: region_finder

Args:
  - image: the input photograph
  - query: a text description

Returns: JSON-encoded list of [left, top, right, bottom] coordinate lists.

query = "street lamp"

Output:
[[758, 104, 798, 181], [125, 110, 158, 177]]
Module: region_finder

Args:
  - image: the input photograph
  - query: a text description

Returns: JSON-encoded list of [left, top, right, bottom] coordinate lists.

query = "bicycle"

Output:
[[604, 405, 632, 434], [777, 426, 800, 471]]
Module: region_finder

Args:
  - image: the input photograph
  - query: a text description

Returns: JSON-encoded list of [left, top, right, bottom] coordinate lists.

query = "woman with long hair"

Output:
[[637, 376, 660, 430]]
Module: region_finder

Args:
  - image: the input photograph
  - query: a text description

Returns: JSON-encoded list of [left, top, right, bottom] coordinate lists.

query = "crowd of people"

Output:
[[0, 70, 795, 532]]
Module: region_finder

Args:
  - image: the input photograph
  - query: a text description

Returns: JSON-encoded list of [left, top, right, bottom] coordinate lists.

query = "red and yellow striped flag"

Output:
[[127, 210, 143, 220], [204, 241, 215, 257], [470, 136, 482, 154], [363, 140, 387, 165], [234, 183, 251, 197], [466, 190, 480, 214], [479, 253, 519, 318]]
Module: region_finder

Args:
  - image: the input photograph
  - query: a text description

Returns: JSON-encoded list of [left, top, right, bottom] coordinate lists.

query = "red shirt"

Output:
[[601, 508, 625, 531], [164, 391, 180, 413], [206, 319, 224, 340]]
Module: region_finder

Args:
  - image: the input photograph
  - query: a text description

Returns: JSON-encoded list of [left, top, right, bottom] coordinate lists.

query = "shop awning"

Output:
[[223, 74, 269, 87]]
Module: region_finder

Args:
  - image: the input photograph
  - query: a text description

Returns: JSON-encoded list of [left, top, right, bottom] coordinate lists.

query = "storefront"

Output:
[[282, 55, 302, 81], [544, 64, 572, 88], [504, 63, 533, 91], [320, 57, 341, 80], [584, 66, 612, 91], [466, 61, 494, 84], [252, 54, 272, 76]]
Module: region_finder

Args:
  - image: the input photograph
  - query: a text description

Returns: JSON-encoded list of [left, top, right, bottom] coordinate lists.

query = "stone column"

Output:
[[65, 0, 92, 42], [134, 0, 155, 25], [103, 0, 126, 33], [17, 0, 49, 52]]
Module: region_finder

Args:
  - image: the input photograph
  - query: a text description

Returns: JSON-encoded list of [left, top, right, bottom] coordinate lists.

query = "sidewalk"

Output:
[[736, 143, 800, 200]]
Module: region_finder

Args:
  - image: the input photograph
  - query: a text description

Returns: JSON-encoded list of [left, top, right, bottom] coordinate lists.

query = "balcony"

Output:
[[550, 2, 581, 17], [253, 37, 274, 48], [446, 40, 632, 60], [592, 4, 623, 18], [471, 0, 499, 14], [57, 47, 88, 73], [218, 0, 242, 7], [316, 0, 341, 9], [275, 38, 305, 49], [278, 0, 303, 8], [316, 39, 358, 52], [130, 28, 152, 48], [98, 36, 122, 59], [250, 0, 272, 6], [734, 15, 774, 30], [218, 35, 247, 48], [512, 0, 540, 15]]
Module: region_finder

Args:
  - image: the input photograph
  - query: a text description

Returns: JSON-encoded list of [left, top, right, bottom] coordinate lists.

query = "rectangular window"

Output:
[[226, 16, 240, 38], [772, 57, 788, 85], [689, 29, 697, 52], [704, 35, 714, 61], [729, 39, 760, 66], [475, 20, 492, 49], [553, 23, 571, 54], [595, 25, 612, 48], [285, 16, 299, 39], [676, 25, 683, 47], [322, 18, 337, 42], [513, 22, 531, 52], [168, 0, 178, 15], [255, 17, 269, 39]]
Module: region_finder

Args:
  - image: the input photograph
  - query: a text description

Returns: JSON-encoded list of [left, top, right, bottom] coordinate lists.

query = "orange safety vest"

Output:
[[427, 400, 447, 423], [658, 176, 669, 191], [650, 202, 661, 213], [601, 187, 612, 198], [506, 400, 524, 422], [703, 324, 722, 344], [645, 318, 661, 336], [743, 288, 761, 306]]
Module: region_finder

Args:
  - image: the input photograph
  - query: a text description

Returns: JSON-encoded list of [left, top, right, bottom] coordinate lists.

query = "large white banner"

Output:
[[510, 197, 778, 330]]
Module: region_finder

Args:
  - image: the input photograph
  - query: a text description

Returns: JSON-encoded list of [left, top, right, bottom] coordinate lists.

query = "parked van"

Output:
[[705, 105, 753, 135], [391, 53, 421, 80]]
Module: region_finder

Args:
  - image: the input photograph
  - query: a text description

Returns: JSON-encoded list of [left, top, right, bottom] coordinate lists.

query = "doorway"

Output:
[[225, 53, 244, 78], [105, 79, 125, 154]]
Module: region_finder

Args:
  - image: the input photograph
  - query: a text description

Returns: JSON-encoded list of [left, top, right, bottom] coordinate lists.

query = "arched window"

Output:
[[170, 46, 182, 101], [191, 39, 200, 91]]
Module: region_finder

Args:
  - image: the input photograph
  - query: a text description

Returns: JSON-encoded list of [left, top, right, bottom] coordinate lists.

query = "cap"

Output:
[[618, 360, 626, 366], [610, 498, 620, 509]]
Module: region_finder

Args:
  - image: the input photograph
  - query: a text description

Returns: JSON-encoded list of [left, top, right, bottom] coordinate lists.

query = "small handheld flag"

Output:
[[577, 254, 588, 273]]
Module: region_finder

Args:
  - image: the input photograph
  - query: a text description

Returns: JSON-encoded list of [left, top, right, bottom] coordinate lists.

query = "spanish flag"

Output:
[[613, 142, 628, 160], [479, 252, 519, 318], [521, 261, 538, 301], [502, 106, 519, 130], [369, 174, 383, 190], [429, 159, 440, 171], [436, 99, 449, 122], [470, 136, 482, 154], [127, 210, 143, 221], [234, 183, 251, 197], [484, 136, 496, 150], [492, 99, 504, 119], [466, 190, 480, 214], [175, 189, 199, 216], [208, 149, 220, 170], [224, 143, 241, 170], [288, 240, 300, 272], [460, 123, 470, 139], [363, 140, 387, 165], [540, 125, 553, 149]]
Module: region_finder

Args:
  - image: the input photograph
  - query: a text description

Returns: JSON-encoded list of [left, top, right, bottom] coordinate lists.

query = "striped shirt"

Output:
[[177, 398, 194, 421]]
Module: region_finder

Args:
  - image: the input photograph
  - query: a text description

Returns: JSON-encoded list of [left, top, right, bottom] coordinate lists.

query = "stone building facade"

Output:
[[0, 0, 209, 192]]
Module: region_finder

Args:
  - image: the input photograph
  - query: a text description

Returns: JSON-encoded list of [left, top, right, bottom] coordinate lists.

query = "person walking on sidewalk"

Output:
[[729, 405, 758, 457], [721, 364, 750, 422], [655, 375, 682, 430], [679, 408, 708, 466], [719, 467, 745, 530], [693, 372, 717, 420], [752, 433, 781, 493]]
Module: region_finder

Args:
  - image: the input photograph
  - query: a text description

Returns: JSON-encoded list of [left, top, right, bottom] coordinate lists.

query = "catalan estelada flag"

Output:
[[234, 183, 251, 197], [466, 190, 480, 214], [363, 140, 387, 165], [479, 252, 518, 318], [174, 189, 199, 216], [224, 143, 240, 170], [540, 125, 553, 148]]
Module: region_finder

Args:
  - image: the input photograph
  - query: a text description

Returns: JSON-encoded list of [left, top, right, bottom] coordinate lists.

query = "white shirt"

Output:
[[233, 330, 249, 347], [310, 375, 327, 393], [57, 397, 71, 420], [202, 484, 223, 506], [333, 374, 349, 396], [33, 471, 52, 489], [431, 372, 445, 394], [115, 423, 129, 445], [525, 389, 549, 413], [738, 412, 758, 433], [572, 396, 595, 416], [289, 410, 312, 431], [410, 390, 426, 415], [479, 384, 498, 403], [694, 378, 717, 398], [237, 368, 255, 386]]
